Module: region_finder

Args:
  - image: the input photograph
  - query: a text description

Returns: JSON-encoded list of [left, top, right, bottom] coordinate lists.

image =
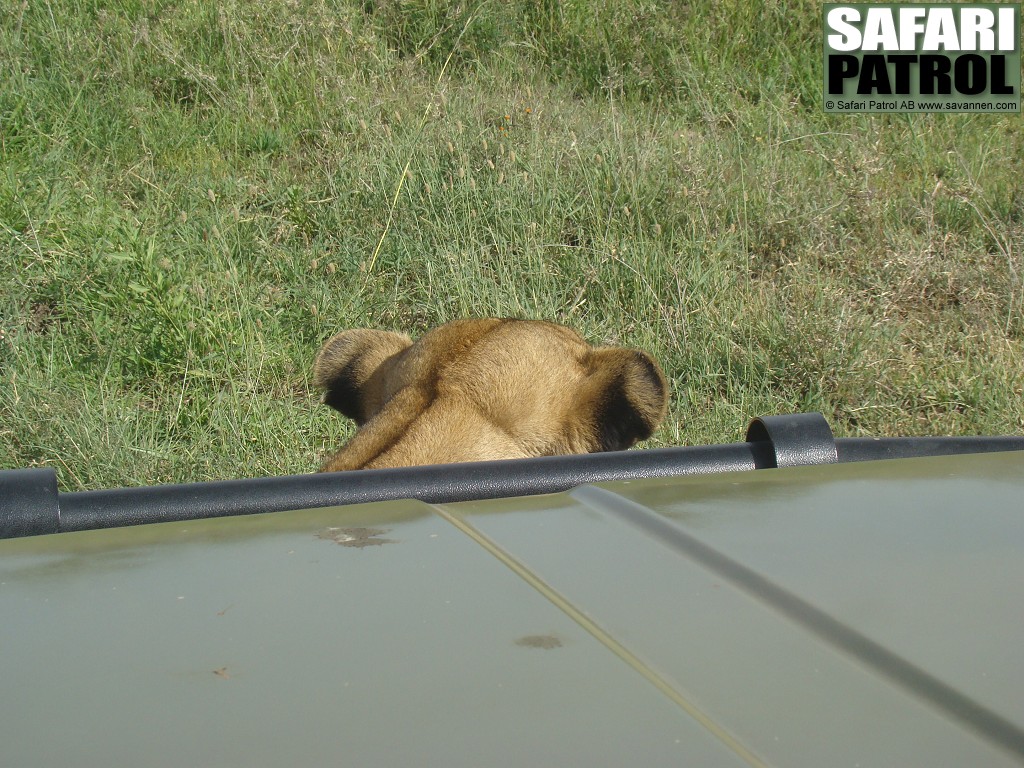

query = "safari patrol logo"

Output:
[[824, 4, 1021, 112]]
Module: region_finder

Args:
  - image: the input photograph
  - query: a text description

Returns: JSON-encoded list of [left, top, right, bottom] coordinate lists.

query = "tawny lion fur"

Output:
[[313, 318, 669, 472]]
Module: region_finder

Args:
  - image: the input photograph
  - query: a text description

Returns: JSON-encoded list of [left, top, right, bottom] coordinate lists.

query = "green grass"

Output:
[[2, 0, 1022, 490]]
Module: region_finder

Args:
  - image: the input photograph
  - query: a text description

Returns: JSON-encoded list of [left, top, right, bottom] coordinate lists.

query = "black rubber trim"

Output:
[[2, 413, 1024, 539], [56, 441, 774, 534], [745, 412, 838, 468], [835, 436, 1024, 463]]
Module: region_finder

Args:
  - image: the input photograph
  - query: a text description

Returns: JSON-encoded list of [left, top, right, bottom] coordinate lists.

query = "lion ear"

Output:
[[313, 329, 413, 424], [581, 348, 669, 452]]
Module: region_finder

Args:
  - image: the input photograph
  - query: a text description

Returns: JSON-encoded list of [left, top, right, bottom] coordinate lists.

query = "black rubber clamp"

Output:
[[0, 467, 60, 539], [745, 412, 838, 468]]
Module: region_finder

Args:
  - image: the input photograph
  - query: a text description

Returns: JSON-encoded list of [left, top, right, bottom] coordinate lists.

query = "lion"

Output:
[[313, 318, 669, 472]]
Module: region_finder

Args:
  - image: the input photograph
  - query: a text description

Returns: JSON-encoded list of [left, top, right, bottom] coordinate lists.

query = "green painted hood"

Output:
[[2, 451, 1023, 766]]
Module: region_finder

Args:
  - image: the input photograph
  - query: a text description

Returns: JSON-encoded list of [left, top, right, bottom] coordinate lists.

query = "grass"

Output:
[[2, 0, 1022, 490]]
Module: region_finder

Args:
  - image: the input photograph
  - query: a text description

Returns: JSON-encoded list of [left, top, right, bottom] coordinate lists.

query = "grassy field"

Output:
[[2, 0, 1022, 490]]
